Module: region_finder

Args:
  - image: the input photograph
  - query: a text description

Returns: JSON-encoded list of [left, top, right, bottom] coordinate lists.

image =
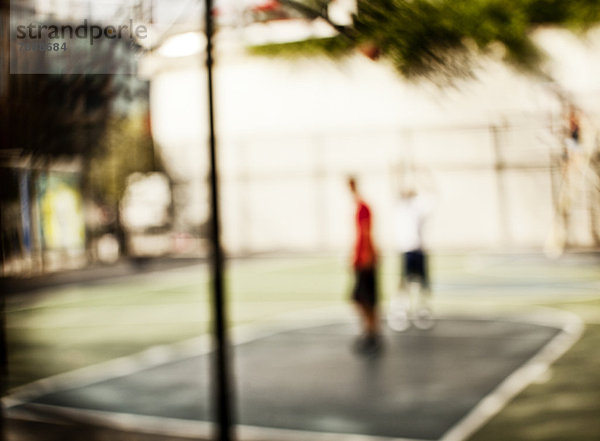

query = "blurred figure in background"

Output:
[[389, 187, 434, 331], [567, 105, 582, 154], [347, 177, 381, 353], [547, 103, 593, 257], [562, 104, 585, 173], [396, 188, 431, 292]]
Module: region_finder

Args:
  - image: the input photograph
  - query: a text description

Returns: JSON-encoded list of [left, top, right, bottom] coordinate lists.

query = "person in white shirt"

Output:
[[395, 188, 432, 293]]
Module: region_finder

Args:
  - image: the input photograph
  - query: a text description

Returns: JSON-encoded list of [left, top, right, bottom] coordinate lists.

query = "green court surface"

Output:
[[4, 252, 600, 440]]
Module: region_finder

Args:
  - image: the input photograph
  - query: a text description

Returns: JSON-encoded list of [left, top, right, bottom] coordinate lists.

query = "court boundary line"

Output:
[[4, 308, 583, 441], [3, 307, 352, 408], [8, 403, 427, 441], [439, 308, 584, 441]]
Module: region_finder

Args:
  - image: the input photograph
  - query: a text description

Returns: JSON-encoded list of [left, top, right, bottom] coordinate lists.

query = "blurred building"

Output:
[[0, 0, 157, 276], [3, 1, 600, 273], [143, 11, 600, 256]]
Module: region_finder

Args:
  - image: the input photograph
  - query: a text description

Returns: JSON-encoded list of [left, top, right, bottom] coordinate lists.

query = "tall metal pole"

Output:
[[204, 0, 234, 440]]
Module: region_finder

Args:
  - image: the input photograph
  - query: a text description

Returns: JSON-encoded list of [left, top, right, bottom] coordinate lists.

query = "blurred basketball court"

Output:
[[4, 263, 583, 441]]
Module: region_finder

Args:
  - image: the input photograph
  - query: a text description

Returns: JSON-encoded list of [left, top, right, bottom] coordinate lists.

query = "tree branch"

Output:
[[277, 0, 356, 41]]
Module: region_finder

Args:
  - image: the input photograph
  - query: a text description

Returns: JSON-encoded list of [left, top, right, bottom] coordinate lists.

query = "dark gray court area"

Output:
[[14, 318, 560, 440]]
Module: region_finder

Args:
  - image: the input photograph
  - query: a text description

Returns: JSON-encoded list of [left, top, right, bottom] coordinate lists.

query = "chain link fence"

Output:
[[213, 115, 600, 255]]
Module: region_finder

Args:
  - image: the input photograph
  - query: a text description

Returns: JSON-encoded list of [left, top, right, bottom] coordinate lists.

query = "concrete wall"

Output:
[[147, 28, 600, 254]]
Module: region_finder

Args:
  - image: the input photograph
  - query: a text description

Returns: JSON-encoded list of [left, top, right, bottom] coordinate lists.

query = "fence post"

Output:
[[491, 124, 511, 247]]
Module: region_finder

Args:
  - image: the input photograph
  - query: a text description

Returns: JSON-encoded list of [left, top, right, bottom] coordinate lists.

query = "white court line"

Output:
[[4, 308, 583, 441], [3, 306, 351, 408], [2, 336, 212, 409], [8, 403, 427, 441], [439, 308, 584, 441]]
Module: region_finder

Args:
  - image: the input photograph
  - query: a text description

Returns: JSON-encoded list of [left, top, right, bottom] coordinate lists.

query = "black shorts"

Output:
[[402, 250, 429, 288], [352, 268, 377, 307]]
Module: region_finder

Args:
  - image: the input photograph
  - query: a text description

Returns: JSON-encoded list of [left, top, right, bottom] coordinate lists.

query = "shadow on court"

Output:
[[5, 316, 564, 441]]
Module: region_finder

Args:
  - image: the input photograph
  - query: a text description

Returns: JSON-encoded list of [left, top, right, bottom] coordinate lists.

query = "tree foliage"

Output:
[[354, 0, 600, 79], [257, 0, 600, 81], [1, 74, 115, 161], [86, 113, 157, 207], [0, 11, 147, 164]]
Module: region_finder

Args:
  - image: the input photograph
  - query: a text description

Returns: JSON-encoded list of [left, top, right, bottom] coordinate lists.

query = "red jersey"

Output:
[[353, 200, 376, 269]]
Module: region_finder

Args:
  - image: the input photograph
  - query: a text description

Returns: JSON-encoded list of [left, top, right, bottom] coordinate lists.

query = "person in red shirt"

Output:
[[348, 177, 381, 352]]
